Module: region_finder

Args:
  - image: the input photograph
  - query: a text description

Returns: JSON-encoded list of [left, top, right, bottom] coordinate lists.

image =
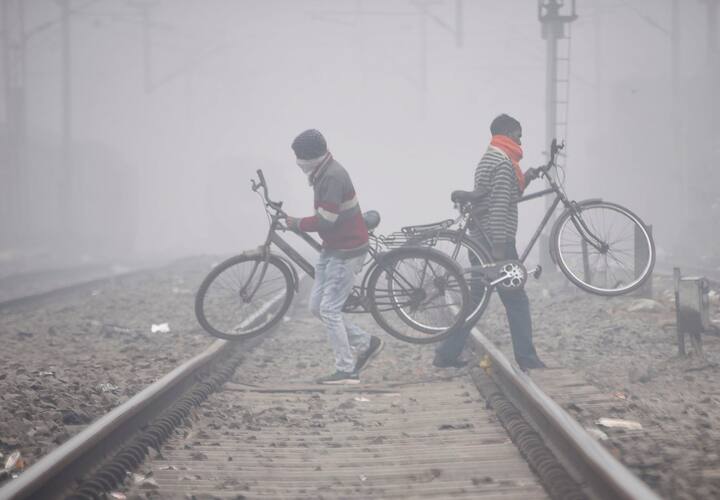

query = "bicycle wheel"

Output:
[[366, 247, 470, 344], [195, 253, 294, 340], [552, 201, 655, 296], [410, 230, 493, 326]]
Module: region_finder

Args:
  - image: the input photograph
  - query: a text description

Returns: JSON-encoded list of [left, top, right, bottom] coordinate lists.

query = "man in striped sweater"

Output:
[[433, 114, 546, 372], [286, 129, 384, 385]]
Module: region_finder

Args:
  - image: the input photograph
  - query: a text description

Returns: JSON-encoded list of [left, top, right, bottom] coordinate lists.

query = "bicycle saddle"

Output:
[[451, 188, 489, 204], [363, 210, 381, 230]]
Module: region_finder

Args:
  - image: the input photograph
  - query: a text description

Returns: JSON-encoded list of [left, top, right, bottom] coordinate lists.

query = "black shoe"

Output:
[[432, 357, 468, 368], [354, 336, 384, 373], [316, 371, 359, 385], [517, 357, 546, 372]]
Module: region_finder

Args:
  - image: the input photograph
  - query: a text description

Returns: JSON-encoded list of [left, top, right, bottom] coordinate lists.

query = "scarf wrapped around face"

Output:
[[490, 135, 525, 191], [297, 151, 332, 185]]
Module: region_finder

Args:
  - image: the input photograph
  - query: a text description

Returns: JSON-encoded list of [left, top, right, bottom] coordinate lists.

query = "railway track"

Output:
[[0, 262, 164, 313], [0, 278, 662, 500]]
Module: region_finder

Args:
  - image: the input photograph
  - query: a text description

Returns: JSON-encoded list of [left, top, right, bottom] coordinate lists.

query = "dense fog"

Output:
[[1, 0, 718, 273]]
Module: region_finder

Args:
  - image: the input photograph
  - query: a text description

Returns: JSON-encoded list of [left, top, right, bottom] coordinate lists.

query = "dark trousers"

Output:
[[434, 240, 540, 366]]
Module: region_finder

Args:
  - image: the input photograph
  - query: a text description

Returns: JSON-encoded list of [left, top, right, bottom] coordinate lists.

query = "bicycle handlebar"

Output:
[[252, 169, 285, 215], [539, 139, 565, 175]]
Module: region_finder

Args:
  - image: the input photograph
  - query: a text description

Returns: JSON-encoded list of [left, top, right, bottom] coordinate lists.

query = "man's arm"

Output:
[[487, 162, 515, 258], [297, 177, 343, 233]]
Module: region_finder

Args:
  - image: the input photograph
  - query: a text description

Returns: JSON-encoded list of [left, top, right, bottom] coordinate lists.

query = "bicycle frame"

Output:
[[516, 187, 563, 263], [266, 218, 321, 280], [445, 141, 608, 267], [247, 170, 409, 314]]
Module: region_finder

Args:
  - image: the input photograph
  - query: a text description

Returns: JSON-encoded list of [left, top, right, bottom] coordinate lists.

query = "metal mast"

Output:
[[1, 0, 26, 247], [702, 0, 719, 181], [57, 0, 75, 237], [538, 0, 576, 270]]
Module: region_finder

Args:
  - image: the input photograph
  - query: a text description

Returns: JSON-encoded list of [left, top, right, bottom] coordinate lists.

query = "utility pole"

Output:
[[412, 0, 463, 114], [140, 3, 152, 92], [58, 0, 74, 237], [703, 0, 719, 57], [702, 0, 719, 172], [1, 0, 26, 248], [417, 1, 429, 102], [310, 1, 463, 116], [538, 0, 576, 270], [670, 0, 687, 227], [128, 0, 156, 93], [700, 0, 719, 254]]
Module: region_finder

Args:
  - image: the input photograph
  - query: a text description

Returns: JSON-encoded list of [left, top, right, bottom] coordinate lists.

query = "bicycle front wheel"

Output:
[[366, 247, 470, 344], [195, 253, 294, 340], [552, 201, 655, 296]]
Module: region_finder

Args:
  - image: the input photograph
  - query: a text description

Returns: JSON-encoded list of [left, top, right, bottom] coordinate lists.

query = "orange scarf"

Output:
[[490, 135, 525, 191]]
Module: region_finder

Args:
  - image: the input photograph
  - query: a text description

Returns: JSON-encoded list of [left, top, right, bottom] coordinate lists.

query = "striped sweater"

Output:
[[469, 145, 521, 250], [299, 157, 369, 258]]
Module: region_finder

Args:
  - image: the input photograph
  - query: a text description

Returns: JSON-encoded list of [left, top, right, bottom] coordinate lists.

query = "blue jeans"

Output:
[[434, 240, 540, 366], [310, 252, 370, 373]]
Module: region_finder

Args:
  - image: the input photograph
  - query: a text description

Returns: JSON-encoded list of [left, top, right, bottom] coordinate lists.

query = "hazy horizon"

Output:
[[1, 0, 718, 273]]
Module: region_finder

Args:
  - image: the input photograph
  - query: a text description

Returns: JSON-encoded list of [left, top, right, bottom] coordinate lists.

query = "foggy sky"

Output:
[[1, 0, 718, 270]]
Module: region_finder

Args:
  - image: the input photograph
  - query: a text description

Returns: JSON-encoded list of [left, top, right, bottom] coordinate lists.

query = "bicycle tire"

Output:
[[409, 230, 493, 326], [366, 246, 470, 344], [195, 253, 294, 340], [552, 201, 655, 296]]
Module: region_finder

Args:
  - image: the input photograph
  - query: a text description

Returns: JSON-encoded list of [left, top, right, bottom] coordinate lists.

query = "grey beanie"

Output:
[[291, 129, 328, 160]]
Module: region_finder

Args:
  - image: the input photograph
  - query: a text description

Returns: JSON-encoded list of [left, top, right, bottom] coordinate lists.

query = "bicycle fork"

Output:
[[568, 206, 608, 254], [239, 246, 273, 303]]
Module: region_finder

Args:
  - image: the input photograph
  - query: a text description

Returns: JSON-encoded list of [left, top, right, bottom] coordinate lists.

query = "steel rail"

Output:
[[0, 264, 167, 313], [0, 339, 228, 500], [0, 282, 293, 500], [469, 328, 662, 500]]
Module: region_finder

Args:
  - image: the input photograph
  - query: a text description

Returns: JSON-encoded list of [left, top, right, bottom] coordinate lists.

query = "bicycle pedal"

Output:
[[531, 265, 542, 279]]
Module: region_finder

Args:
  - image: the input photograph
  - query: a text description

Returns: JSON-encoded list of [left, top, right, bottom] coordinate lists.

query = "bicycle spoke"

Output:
[[556, 203, 653, 294], [368, 248, 469, 341], [197, 256, 292, 339]]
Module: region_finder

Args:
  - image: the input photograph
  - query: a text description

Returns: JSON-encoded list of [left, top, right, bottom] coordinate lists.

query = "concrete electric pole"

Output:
[[537, 0, 576, 271], [1, 0, 26, 247], [702, 0, 719, 171], [310, 0, 463, 115]]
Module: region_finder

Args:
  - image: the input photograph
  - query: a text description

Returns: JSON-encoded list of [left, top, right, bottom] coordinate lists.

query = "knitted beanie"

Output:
[[490, 114, 521, 136], [291, 129, 327, 160]]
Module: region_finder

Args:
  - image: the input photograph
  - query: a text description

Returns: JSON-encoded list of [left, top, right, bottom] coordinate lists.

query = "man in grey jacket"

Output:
[[433, 114, 545, 372], [286, 129, 384, 385]]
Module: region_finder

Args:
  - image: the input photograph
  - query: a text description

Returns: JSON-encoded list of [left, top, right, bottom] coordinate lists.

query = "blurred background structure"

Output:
[[0, 0, 718, 274]]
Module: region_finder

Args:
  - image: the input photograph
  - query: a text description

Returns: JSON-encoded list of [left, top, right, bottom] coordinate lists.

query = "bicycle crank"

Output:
[[489, 260, 528, 290]]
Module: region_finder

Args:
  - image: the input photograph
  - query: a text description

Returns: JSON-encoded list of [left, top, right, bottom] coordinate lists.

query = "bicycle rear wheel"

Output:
[[409, 230, 493, 326], [366, 247, 470, 344], [195, 253, 294, 340], [552, 201, 655, 296]]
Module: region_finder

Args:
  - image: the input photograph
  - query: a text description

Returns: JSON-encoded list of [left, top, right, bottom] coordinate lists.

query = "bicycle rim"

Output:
[[195, 254, 294, 340], [410, 231, 492, 325], [555, 202, 655, 295], [368, 247, 469, 344]]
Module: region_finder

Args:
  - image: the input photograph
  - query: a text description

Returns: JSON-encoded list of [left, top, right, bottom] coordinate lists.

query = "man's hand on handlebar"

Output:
[[524, 167, 541, 183], [284, 216, 300, 232]]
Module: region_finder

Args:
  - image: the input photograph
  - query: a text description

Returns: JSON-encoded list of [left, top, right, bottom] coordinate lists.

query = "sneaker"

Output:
[[316, 371, 359, 385], [517, 357, 546, 372], [354, 336, 385, 373], [432, 357, 469, 368]]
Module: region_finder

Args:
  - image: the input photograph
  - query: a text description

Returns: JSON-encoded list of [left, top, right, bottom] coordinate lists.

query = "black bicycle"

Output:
[[404, 139, 656, 326], [194, 169, 471, 344]]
